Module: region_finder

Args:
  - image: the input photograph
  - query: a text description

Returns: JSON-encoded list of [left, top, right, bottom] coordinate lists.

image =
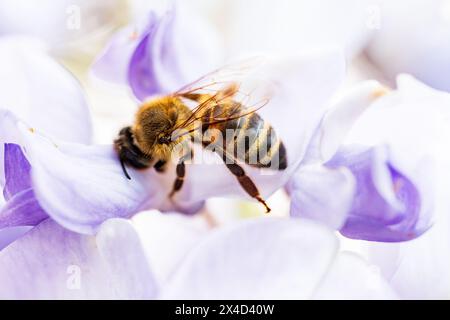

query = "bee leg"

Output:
[[154, 160, 167, 173], [222, 156, 271, 213], [169, 147, 193, 198], [169, 159, 186, 198]]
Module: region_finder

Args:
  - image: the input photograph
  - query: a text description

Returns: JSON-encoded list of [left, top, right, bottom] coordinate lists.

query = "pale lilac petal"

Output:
[[312, 252, 397, 299], [0, 218, 157, 299], [366, 0, 450, 92], [0, 37, 92, 143], [160, 218, 339, 299], [287, 165, 355, 230], [368, 211, 450, 299], [160, 218, 395, 299], [302, 80, 389, 164], [131, 210, 207, 285], [128, 7, 222, 100], [26, 137, 159, 235]]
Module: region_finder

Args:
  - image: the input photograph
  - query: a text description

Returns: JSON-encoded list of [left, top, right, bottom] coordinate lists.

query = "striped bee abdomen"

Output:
[[201, 103, 287, 171]]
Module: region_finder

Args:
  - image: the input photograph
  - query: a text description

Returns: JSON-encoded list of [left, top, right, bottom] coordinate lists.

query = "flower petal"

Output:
[[312, 252, 397, 299], [0, 37, 93, 186], [0, 218, 157, 299], [160, 218, 395, 299], [91, 12, 158, 85], [303, 80, 389, 164], [326, 145, 430, 242], [329, 76, 437, 242], [366, 0, 450, 92], [131, 210, 208, 285], [0, 36, 92, 144], [3, 143, 32, 200], [159, 218, 339, 299], [128, 6, 222, 100], [0, 226, 31, 251], [0, 188, 47, 228], [287, 164, 355, 230], [363, 76, 450, 298], [27, 137, 159, 234], [1, 143, 48, 228]]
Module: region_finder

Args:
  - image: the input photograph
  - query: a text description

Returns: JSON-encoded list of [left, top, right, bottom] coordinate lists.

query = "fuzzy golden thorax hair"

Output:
[[132, 96, 192, 161]]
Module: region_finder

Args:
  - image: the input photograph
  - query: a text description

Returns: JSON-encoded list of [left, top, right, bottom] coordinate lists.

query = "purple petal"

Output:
[[0, 188, 47, 228], [91, 12, 158, 84], [0, 218, 157, 299], [3, 143, 31, 200], [0, 226, 31, 251], [327, 145, 430, 242], [128, 7, 222, 100], [1, 143, 48, 228]]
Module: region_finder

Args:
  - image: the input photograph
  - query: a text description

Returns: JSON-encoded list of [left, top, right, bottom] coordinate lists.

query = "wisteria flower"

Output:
[[287, 75, 435, 242], [359, 76, 450, 299], [0, 213, 396, 299], [92, 4, 222, 100]]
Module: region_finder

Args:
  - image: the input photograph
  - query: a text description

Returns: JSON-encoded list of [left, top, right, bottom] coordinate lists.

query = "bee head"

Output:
[[158, 135, 171, 144], [114, 126, 152, 180]]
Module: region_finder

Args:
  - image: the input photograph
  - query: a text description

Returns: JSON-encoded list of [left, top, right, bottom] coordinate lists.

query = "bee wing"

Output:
[[172, 56, 274, 130]]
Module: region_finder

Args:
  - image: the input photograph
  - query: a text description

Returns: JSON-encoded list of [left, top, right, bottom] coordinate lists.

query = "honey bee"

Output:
[[114, 60, 287, 212]]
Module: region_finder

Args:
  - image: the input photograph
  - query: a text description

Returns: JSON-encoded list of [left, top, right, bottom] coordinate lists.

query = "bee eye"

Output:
[[158, 136, 171, 144]]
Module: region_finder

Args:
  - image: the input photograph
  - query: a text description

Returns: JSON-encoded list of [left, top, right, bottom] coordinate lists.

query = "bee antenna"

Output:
[[120, 157, 132, 180]]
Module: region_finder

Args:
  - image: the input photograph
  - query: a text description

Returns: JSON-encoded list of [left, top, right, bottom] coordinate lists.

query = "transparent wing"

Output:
[[171, 56, 274, 131]]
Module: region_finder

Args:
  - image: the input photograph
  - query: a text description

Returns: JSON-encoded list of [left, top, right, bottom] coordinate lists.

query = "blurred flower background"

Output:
[[0, 0, 449, 299]]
